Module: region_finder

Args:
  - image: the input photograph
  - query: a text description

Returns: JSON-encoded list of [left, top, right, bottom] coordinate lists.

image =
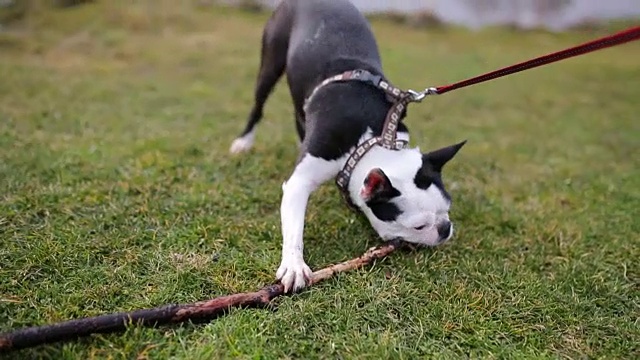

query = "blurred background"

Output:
[[2, 0, 640, 31], [216, 0, 640, 30]]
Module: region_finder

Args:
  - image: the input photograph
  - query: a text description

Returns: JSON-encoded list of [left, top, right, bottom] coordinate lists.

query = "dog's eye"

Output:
[[414, 225, 426, 231]]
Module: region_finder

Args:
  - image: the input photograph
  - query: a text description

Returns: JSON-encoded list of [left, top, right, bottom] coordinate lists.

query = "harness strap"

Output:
[[304, 69, 414, 209]]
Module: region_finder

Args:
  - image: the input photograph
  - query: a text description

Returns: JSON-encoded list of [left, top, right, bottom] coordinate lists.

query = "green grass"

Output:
[[1, 2, 639, 359]]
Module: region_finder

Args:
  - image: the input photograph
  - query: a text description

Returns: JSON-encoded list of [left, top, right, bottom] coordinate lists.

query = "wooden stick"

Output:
[[0, 239, 403, 353]]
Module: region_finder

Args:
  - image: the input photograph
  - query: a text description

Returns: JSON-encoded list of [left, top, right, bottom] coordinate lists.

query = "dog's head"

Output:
[[356, 140, 466, 246]]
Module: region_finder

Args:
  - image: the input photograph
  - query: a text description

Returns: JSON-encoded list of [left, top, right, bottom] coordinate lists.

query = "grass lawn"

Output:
[[1, 2, 638, 359]]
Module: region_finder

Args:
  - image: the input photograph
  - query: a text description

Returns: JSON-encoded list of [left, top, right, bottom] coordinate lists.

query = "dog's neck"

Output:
[[346, 129, 421, 208]]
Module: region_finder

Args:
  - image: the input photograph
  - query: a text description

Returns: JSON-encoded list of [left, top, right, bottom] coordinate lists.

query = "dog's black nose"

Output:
[[437, 221, 452, 240]]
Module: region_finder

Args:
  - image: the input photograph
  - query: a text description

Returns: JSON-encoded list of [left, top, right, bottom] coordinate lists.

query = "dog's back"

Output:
[[230, 0, 391, 154], [285, 0, 384, 101]]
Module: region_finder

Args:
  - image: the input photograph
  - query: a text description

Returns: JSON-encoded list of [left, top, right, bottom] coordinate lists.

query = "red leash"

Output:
[[410, 25, 640, 100]]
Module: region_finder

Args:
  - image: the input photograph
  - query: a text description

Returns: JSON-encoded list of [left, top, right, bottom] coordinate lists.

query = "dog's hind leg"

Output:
[[230, 7, 291, 154], [294, 111, 305, 147]]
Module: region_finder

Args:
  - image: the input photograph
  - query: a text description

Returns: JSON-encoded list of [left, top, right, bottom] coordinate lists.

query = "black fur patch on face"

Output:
[[368, 201, 402, 222], [415, 141, 466, 202], [366, 187, 402, 222], [414, 162, 451, 201]]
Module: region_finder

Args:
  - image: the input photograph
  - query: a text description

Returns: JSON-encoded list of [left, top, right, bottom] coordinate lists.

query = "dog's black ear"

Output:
[[423, 140, 467, 172], [360, 168, 399, 203]]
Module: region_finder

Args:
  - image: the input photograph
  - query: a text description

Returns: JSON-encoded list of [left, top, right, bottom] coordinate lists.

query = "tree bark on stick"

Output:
[[0, 239, 403, 353]]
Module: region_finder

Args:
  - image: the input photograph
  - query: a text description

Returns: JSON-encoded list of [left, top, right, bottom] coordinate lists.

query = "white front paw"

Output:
[[276, 257, 312, 293]]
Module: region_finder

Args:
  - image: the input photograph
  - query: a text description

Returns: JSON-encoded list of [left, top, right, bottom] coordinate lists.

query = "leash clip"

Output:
[[408, 87, 438, 102]]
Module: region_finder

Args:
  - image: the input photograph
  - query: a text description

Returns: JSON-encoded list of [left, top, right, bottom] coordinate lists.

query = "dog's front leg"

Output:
[[276, 153, 339, 293]]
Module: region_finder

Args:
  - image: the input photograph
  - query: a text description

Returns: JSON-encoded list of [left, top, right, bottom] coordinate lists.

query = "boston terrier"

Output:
[[229, 0, 466, 293]]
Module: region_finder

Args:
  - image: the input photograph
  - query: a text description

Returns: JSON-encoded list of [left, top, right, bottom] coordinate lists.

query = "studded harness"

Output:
[[303, 69, 435, 209]]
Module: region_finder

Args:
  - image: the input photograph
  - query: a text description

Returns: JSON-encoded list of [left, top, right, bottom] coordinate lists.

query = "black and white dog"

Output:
[[229, 0, 466, 292]]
